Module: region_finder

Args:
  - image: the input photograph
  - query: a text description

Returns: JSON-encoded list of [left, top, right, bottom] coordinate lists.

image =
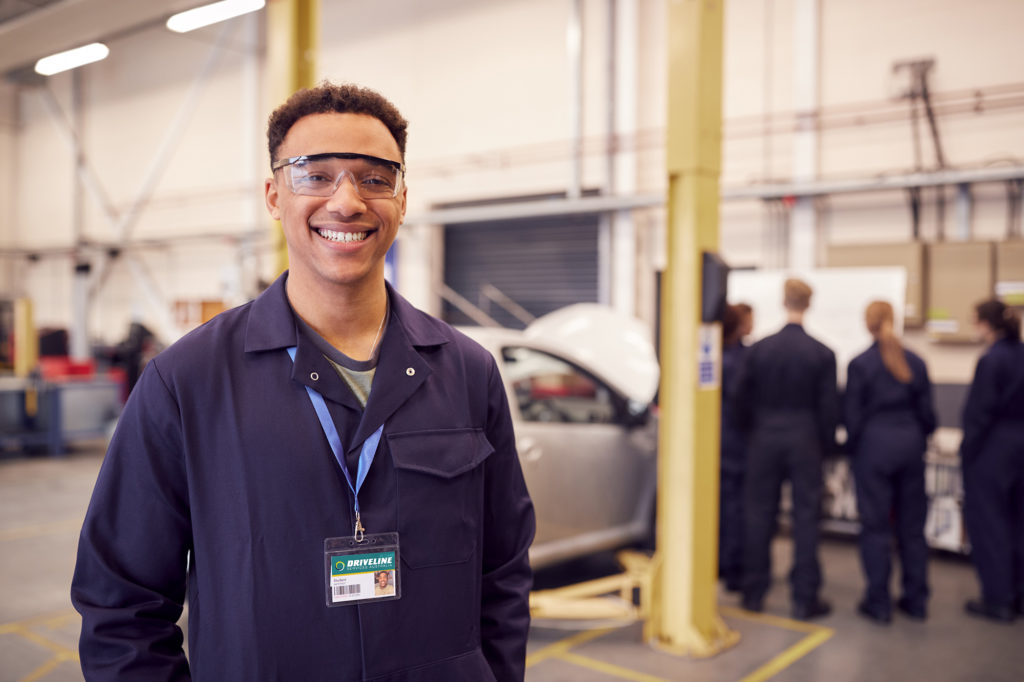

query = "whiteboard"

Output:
[[728, 268, 907, 386]]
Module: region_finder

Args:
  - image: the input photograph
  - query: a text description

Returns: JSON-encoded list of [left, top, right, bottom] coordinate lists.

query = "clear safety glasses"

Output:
[[272, 152, 405, 199]]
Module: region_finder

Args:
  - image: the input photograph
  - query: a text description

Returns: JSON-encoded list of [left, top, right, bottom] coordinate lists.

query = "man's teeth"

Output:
[[316, 228, 368, 243]]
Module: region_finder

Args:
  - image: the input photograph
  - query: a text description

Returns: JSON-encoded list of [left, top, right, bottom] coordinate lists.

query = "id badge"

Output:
[[324, 533, 400, 607]]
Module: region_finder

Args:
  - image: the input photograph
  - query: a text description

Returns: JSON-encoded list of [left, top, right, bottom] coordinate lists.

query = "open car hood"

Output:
[[524, 303, 660, 405]]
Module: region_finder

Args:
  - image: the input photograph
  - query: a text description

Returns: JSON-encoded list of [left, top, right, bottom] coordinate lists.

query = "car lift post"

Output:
[[529, 1, 739, 655], [266, 0, 320, 276], [649, 0, 738, 656]]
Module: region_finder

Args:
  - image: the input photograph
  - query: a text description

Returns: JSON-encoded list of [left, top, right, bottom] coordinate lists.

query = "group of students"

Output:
[[717, 278, 1024, 624]]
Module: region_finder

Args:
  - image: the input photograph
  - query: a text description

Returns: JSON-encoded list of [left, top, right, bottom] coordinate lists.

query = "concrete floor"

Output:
[[1, 444, 1022, 682]]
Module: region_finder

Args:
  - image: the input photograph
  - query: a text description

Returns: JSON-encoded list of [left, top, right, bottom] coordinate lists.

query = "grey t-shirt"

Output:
[[293, 311, 388, 408]]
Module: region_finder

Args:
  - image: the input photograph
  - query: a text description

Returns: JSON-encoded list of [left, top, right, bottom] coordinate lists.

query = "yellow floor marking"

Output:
[[41, 611, 79, 631], [559, 651, 670, 682], [720, 606, 835, 682], [526, 627, 615, 667], [737, 628, 833, 682], [16, 627, 80, 659], [718, 606, 827, 634], [21, 652, 77, 682], [527, 605, 835, 681], [1, 608, 82, 682], [21, 657, 62, 682], [0, 518, 83, 542], [0, 609, 80, 634]]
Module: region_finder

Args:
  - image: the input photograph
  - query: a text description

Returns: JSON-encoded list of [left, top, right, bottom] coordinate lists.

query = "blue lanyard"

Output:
[[287, 346, 383, 540]]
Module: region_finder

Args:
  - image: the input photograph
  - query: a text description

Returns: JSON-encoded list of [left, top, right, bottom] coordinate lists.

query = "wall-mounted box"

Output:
[[995, 241, 1024, 307], [825, 242, 925, 327], [926, 242, 995, 342]]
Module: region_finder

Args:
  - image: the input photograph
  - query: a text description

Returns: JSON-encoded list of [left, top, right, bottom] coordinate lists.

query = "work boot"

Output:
[[857, 601, 891, 625], [896, 596, 926, 621], [964, 599, 1014, 623], [792, 599, 831, 621], [741, 594, 763, 613]]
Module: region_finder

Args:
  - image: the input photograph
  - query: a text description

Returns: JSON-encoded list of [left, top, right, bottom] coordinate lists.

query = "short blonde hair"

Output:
[[783, 278, 813, 311]]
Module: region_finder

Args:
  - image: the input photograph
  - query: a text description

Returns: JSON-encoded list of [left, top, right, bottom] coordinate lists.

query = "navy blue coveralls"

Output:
[[960, 336, 1024, 612], [719, 340, 748, 591], [71, 274, 536, 681], [736, 323, 838, 608], [844, 343, 936, 616]]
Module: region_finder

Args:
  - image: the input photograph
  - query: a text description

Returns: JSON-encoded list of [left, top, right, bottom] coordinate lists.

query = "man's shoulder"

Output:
[[390, 291, 495, 364], [151, 300, 255, 373], [751, 325, 810, 350], [754, 325, 835, 364], [802, 330, 836, 359]]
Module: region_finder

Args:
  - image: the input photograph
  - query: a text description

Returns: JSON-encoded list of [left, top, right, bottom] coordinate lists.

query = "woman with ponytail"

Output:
[[961, 299, 1024, 623], [844, 300, 936, 624]]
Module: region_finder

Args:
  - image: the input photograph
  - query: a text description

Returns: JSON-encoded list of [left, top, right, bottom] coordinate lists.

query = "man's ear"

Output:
[[265, 178, 281, 220]]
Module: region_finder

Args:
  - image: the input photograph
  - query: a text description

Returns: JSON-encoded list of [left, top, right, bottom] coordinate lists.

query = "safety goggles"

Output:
[[272, 152, 405, 199]]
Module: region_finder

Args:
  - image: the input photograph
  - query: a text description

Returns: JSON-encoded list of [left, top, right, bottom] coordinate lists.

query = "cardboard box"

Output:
[[825, 242, 926, 327], [995, 241, 1024, 307], [926, 242, 994, 342]]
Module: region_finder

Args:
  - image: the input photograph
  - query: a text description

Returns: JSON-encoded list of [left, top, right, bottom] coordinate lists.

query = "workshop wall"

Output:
[[0, 0, 1020, 369]]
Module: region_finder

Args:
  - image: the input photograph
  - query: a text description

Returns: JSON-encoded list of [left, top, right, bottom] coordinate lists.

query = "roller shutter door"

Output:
[[443, 215, 599, 328]]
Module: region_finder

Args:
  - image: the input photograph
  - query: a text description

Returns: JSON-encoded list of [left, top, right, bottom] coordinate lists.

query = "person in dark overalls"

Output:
[[845, 300, 936, 624], [719, 303, 752, 592], [737, 279, 838, 620], [961, 299, 1024, 623]]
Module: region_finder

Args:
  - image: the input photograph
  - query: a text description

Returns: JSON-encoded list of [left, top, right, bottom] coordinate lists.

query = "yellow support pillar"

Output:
[[649, 0, 738, 656], [13, 298, 37, 378], [266, 0, 320, 275]]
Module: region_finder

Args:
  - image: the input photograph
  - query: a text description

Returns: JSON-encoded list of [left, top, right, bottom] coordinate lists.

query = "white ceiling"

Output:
[[0, 0, 209, 75]]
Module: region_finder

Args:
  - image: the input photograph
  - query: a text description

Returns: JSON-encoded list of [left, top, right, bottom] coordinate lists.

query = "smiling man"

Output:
[[72, 82, 536, 681]]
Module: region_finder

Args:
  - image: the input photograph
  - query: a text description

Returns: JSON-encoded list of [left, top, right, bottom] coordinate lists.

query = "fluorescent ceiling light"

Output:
[[166, 0, 265, 33], [34, 43, 110, 76]]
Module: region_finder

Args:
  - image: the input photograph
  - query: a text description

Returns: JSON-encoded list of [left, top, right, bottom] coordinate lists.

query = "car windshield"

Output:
[[502, 346, 617, 424]]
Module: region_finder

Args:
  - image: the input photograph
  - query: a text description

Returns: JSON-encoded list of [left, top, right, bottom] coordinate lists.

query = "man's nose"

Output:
[[325, 171, 366, 214]]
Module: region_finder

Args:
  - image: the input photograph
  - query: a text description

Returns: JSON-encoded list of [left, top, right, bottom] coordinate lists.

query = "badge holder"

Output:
[[324, 533, 400, 607]]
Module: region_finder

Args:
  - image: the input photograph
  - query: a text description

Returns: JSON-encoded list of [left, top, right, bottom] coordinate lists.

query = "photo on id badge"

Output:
[[325, 533, 400, 606]]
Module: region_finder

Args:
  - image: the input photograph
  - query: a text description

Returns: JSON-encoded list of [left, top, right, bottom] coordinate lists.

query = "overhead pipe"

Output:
[[788, 0, 821, 271], [610, 0, 639, 318], [597, 0, 615, 305], [567, 0, 583, 200], [70, 69, 91, 360], [723, 164, 1024, 200], [762, 0, 774, 183]]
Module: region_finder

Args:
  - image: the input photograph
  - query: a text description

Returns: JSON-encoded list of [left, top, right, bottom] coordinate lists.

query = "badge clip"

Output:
[[354, 512, 366, 543]]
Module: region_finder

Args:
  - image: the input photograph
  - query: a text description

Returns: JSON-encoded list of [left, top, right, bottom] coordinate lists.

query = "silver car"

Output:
[[461, 304, 660, 568]]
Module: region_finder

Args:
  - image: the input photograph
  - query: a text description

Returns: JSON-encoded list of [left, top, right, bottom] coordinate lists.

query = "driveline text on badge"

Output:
[[330, 550, 398, 578], [344, 557, 393, 568]]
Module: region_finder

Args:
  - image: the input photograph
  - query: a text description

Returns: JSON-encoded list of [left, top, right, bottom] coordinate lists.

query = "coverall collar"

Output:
[[243, 272, 452, 450], [244, 272, 451, 353]]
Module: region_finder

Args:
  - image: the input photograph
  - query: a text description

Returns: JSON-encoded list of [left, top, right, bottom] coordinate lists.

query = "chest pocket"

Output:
[[387, 428, 494, 568]]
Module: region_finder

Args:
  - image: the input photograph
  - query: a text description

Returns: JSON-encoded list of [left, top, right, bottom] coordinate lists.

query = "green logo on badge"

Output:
[[331, 551, 395, 576]]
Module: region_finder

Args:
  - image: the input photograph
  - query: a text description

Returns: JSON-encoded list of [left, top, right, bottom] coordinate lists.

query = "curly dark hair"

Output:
[[266, 81, 408, 166]]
